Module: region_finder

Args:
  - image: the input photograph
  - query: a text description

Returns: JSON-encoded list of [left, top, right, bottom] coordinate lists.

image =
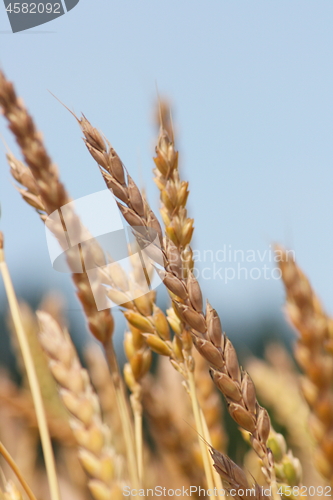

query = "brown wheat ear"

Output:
[[75, 114, 285, 489], [211, 448, 271, 500], [0, 71, 140, 485], [76, 112, 227, 495], [0, 70, 114, 346]]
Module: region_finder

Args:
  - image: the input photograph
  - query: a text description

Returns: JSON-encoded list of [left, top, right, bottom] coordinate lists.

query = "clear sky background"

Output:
[[0, 1, 332, 344]]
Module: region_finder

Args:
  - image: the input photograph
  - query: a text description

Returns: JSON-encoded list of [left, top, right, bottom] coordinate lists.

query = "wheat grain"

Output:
[[39, 293, 67, 329]]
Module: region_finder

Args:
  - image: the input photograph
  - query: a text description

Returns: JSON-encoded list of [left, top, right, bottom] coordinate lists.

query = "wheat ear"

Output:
[[76, 103, 223, 495], [248, 348, 310, 487], [0, 233, 61, 500], [37, 311, 125, 500], [154, 113, 229, 495], [153, 108, 226, 493], [0, 71, 114, 344], [124, 324, 151, 484], [76, 114, 222, 497], [0, 480, 23, 500], [153, 104, 194, 274], [277, 247, 333, 483], [211, 448, 271, 500], [74, 119, 276, 487], [0, 72, 139, 487], [8, 151, 138, 487]]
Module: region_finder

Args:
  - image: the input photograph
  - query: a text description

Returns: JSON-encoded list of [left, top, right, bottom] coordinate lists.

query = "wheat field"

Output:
[[0, 69, 332, 500]]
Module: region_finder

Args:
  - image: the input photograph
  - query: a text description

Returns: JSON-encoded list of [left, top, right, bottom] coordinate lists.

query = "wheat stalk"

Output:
[[109, 246, 153, 484], [37, 311, 125, 500], [8, 301, 68, 422], [277, 246, 333, 483], [0, 233, 61, 500]]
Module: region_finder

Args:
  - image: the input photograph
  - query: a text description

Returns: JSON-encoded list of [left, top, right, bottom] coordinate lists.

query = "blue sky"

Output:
[[0, 1, 332, 341]]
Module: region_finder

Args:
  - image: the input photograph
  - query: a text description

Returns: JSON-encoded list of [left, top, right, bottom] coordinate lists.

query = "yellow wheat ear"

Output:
[[0, 232, 61, 500], [278, 245, 333, 483], [37, 311, 126, 500]]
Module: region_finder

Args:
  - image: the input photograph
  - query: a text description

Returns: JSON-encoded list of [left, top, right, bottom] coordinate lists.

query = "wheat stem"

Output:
[[134, 406, 143, 484], [0, 442, 37, 500], [188, 371, 216, 499], [103, 339, 139, 488], [0, 236, 61, 500]]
